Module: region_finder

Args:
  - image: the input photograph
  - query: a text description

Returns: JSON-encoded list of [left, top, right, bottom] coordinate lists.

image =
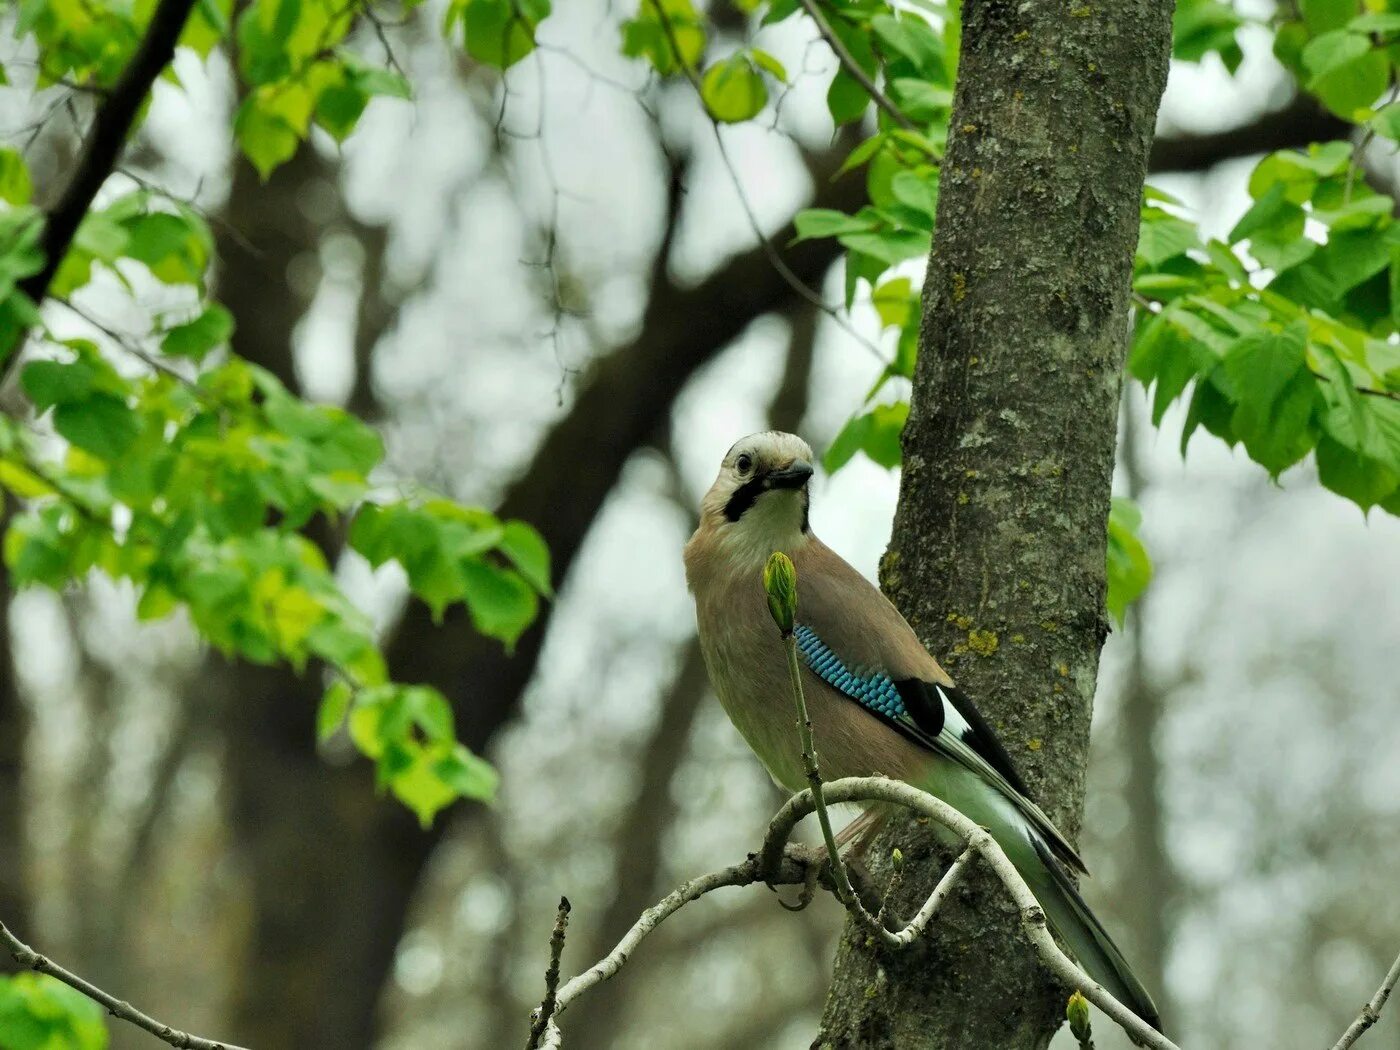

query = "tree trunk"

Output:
[[817, 2, 1173, 1047], [0, 566, 26, 935]]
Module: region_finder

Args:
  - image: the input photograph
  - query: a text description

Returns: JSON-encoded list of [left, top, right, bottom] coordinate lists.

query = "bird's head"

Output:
[[698, 431, 815, 568]]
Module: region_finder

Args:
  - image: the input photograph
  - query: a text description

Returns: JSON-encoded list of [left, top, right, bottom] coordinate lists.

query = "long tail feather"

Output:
[[1023, 837, 1163, 1033]]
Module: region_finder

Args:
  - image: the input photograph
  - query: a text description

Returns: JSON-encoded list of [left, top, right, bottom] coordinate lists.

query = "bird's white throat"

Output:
[[714, 490, 809, 574]]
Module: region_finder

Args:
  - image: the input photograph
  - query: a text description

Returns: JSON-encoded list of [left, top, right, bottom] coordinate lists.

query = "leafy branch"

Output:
[[7, 0, 201, 363]]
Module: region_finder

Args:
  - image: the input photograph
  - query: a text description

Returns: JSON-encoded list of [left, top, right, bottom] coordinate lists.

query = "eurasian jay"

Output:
[[683, 430, 1161, 1031]]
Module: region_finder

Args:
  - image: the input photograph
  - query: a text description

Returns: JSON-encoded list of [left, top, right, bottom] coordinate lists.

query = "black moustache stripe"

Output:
[[722, 477, 766, 522], [723, 479, 812, 529]]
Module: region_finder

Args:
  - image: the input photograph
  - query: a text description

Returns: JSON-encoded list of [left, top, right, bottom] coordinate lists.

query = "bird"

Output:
[[682, 430, 1161, 1032]]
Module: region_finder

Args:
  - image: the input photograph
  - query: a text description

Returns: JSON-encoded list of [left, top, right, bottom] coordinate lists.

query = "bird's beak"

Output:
[[764, 459, 814, 490]]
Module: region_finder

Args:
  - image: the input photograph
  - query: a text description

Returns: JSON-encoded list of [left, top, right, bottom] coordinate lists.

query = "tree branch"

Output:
[[0, 920, 251, 1050], [7, 0, 200, 378], [533, 777, 1177, 1050], [1329, 947, 1400, 1050], [1149, 95, 1348, 174]]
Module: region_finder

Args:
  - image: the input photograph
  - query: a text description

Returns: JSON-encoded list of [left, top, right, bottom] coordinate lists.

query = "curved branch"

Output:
[[759, 778, 1178, 1050], [0, 920, 251, 1050], [536, 777, 1177, 1050]]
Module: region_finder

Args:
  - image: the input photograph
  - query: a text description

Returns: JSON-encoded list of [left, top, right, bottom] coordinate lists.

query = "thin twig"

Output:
[[0, 920, 251, 1050], [1329, 947, 1400, 1050], [527, 897, 572, 1049], [773, 569, 970, 950], [528, 851, 815, 1041], [794, 0, 916, 131], [55, 299, 198, 388], [781, 630, 855, 905]]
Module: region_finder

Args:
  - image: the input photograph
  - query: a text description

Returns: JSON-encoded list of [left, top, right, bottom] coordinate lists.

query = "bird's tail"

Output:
[[1020, 837, 1163, 1033]]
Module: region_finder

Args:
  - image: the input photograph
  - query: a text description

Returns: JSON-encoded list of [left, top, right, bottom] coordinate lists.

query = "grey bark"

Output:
[[817, 2, 1174, 1047]]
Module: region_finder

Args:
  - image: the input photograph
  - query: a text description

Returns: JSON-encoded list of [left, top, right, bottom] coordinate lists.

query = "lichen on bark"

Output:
[[816, 1, 1174, 1046]]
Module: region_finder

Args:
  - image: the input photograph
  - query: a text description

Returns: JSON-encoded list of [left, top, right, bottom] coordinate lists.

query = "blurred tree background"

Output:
[[2, 0, 1400, 1048]]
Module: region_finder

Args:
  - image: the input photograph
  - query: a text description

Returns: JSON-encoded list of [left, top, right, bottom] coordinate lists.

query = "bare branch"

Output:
[[0, 920, 251, 1050], [537, 775, 1175, 1050], [1329, 947, 1400, 1050], [531, 851, 816, 1042], [1149, 95, 1348, 174]]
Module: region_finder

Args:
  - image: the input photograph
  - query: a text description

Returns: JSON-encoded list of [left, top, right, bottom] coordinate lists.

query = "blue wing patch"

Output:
[[793, 624, 907, 720]]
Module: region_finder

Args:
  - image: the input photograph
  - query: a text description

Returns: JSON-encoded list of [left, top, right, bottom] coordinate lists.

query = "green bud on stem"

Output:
[[1066, 990, 1092, 1043], [763, 551, 798, 636]]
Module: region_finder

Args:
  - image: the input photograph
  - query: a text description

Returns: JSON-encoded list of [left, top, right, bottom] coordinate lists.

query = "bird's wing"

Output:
[[791, 624, 1087, 874], [792, 540, 1087, 875]]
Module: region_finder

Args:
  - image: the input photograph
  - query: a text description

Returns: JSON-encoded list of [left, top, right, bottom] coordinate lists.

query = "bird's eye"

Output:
[[736, 453, 753, 474]]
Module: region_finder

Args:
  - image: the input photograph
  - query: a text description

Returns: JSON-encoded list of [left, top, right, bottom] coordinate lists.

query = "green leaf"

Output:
[[457, 0, 550, 69], [434, 743, 499, 802], [1269, 228, 1400, 312], [54, 395, 140, 460], [122, 211, 210, 285], [1370, 101, 1400, 141], [620, 0, 702, 75], [161, 304, 234, 360], [1307, 40, 1389, 117], [318, 680, 353, 742], [1300, 0, 1356, 33], [871, 13, 946, 81], [1316, 433, 1399, 508], [234, 95, 300, 180], [823, 402, 908, 473], [1301, 29, 1370, 76], [1105, 496, 1152, 626], [1349, 12, 1400, 34], [826, 67, 869, 126], [1173, 0, 1245, 70], [749, 47, 787, 83], [837, 229, 930, 267], [459, 560, 538, 649], [0, 973, 109, 1050], [889, 170, 937, 221], [498, 519, 552, 596], [872, 277, 915, 329], [1228, 182, 1299, 244], [792, 208, 876, 242], [1137, 211, 1201, 266], [21, 360, 97, 412], [0, 148, 32, 205], [1222, 322, 1317, 475], [700, 53, 767, 122]]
